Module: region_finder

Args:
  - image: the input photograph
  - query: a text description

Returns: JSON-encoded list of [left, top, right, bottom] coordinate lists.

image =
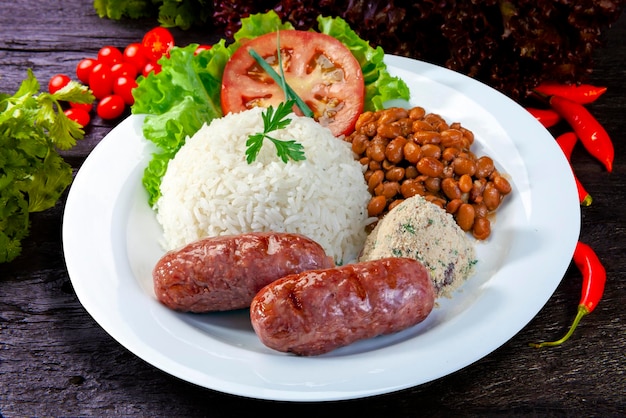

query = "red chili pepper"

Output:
[[549, 95, 614, 172], [555, 132, 592, 206], [526, 107, 561, 128], [534, 82, 607, 104], [530, 241, 606, 348]]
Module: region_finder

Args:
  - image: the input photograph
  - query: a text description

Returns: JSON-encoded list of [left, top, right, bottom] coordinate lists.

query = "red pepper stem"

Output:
[[529, 305, 589, 348]]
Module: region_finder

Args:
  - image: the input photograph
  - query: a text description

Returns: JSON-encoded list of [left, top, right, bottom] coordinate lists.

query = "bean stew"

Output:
[[345, 106, 512, 240]]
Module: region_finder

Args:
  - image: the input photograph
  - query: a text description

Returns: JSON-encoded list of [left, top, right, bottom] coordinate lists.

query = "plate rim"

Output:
[[62, 54, 581, 402]]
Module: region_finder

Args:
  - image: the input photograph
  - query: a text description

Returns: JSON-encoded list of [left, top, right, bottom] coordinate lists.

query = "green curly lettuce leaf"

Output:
[[132, 41, 232, 206], [231, 10, 294, 44], [93, 0, 156, 20]]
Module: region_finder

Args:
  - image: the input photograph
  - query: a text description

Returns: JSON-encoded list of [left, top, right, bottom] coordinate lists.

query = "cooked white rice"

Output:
[[155, 107, 373, 264]]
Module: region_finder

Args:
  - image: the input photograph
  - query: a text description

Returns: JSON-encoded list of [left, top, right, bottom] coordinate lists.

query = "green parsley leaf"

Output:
[[246, 100, 306, 164]]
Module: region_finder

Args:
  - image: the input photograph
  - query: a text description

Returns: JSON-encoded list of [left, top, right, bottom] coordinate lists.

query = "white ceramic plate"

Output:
[[62, 55, 580, 402]]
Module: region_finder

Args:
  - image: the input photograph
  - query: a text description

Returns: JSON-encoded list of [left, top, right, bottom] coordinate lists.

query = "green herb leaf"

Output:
[[246, 101, 306, 164], [0, 69, 92, 263], [268, 138, 306, 163], [248, 48, 314, 118]]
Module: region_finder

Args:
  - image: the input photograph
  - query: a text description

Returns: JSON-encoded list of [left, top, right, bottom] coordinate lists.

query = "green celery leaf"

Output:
[[22, 151, 73, 213], [0, 69, 89, 263]]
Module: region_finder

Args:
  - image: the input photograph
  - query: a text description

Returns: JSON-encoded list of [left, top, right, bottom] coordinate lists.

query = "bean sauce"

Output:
[[345, 106, 512, 240]]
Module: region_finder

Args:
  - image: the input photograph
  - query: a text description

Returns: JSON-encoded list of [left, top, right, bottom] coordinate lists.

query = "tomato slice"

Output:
[[221, 30, 364, 137]]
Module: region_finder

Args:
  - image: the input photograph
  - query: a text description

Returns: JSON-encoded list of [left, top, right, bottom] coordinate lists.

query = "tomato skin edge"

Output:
[[48, 74, 72, 94], [220, 30, 365, 137], [97, 94, 126, 120], [64, 107, 91, 128]]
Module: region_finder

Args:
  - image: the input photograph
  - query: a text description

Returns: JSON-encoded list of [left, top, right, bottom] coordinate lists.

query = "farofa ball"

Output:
[[359, 195, 477, 298]]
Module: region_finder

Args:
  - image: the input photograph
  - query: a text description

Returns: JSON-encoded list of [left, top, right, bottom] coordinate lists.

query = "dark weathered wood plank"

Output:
[[1, 1, 625, 416]]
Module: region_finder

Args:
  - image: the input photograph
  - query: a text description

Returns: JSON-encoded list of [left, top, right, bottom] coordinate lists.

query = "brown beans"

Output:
[[400, 179, 425, 198], [493, 174, 512, 194], [403, 142, 421, 164], [458, 174, 473, 193], [456, 203, 476, 231], [413, 130, 441, 145], [366, 141, 386, 162], [367, 169, 384, 192], [453, 157, 476, 176], [483, 181, 502, 211], [472, 217, 491, 240], [405, 166, 419, 179], [408, 106, 426, 120], [441, 177, 461, 200], [440, 129, 464, 148], [386, 137, 407, 163], [417, 157, 444, 177], [367, 195, 387, 217], [446, 198, 463, 214], [381, 181, 400, 198], [378, 107, 408, 125], [378, 123, 403, 139], [344, 105, 512, 239], [351, 134, 369, 155], [386, 167, 405, 182], [475, 156, 495, 178], [420, 144, 441, 159]]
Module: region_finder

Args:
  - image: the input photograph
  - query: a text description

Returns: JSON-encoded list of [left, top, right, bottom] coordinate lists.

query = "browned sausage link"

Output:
[[153, 232, 334, 312], [250, 258, 436, 356]]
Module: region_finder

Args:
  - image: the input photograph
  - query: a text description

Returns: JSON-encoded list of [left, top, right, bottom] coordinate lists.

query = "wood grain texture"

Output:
[[1, 1, 625, 416]]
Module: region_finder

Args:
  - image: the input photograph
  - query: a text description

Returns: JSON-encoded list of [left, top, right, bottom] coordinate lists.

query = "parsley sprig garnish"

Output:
[[245, 31, 310, 164], [245, 100, 306, 164]]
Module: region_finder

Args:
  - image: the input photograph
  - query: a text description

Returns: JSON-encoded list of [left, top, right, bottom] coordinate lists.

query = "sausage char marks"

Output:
[[153, 232, 334, 312], [250, 257, 435, 356]]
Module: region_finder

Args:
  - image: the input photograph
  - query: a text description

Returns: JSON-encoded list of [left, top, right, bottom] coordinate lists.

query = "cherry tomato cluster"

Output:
[[48, 27, 176, 127]]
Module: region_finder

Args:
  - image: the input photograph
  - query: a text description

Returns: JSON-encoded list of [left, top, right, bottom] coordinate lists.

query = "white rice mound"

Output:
[[155, 107, 373, 264]]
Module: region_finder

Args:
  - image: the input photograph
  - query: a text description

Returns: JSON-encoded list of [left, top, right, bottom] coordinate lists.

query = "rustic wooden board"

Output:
[[1, 1, 625, 416]]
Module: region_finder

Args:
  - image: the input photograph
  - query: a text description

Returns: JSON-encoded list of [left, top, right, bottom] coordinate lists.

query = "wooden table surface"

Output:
[[1, 1, 625, 416]]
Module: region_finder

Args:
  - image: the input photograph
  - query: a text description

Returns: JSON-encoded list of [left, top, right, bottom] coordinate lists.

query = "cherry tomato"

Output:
[[97, 94, 126, 120], [194, 44, 212, 55], [142, 27, 175, 61], [110, 62, 138, 80], [64, 107, 91, 128], [48, 74, 71, 94], [97, 46, 123, 67], [113, 75, 138, 105], [123, 42, 148, 73], [76, 58, 98, 84], [88, 63, 113, 100], [220, 30, 365, 137], [69, 101, 93, 113], [142, 61, 161, 77]]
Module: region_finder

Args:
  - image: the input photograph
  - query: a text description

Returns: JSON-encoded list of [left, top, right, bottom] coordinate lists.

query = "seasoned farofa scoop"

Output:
[[359, 195, 477, 298]]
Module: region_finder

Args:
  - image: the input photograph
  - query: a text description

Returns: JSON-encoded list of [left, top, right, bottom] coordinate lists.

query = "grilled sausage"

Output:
[[153, 232, 334, 312], [250, 257, 435, 356]]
